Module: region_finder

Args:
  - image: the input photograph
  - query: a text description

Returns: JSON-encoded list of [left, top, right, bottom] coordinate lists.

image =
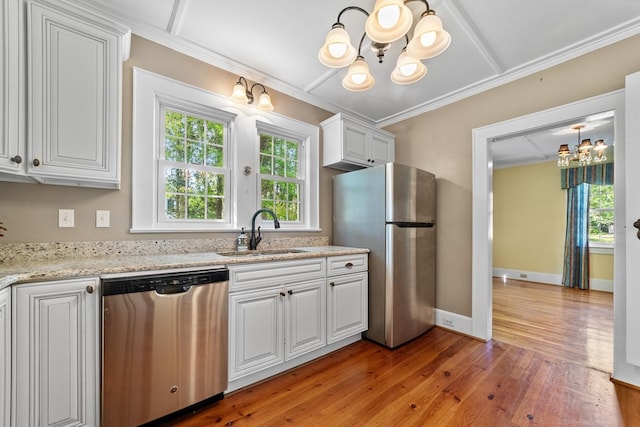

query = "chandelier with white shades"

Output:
[[318, 0, 451, 91]]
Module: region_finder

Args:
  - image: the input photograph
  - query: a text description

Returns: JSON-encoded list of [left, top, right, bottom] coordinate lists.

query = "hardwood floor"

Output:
[[492, 278, 614, 373], [152, 279, 640, 426]]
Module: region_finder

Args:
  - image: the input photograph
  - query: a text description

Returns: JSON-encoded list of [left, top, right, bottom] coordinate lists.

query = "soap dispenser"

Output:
[[236, 227, 249, 251]]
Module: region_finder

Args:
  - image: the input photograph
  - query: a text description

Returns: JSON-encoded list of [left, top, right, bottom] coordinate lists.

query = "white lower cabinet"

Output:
[[228, 254, 369, 391], [0, 288, 10, 427], [327, 254, 369, 344], [228, 258, 327, 381], [327, 271, 368, 344], [12, 277, 100, 427]]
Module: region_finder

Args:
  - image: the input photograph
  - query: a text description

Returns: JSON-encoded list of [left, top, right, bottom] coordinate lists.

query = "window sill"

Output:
[[590, 245, 613, 255], [129, 227, 323, 234]]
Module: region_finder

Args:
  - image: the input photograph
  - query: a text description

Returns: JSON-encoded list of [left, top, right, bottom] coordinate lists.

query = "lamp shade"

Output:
[[342, 57, 375, 91], [365, 0, 412, 44], [231, 82, 249, 103], [406, 13, 451, 59], [391, 50, 427, 84], [318, 25, 357, 68], [257, 92, 274, 112]]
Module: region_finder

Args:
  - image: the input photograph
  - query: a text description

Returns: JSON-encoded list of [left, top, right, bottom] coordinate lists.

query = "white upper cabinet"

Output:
[[0, 0, 24, 179], [0, 0, 130, 188], [322, 112, 394, 171], [26, 0, 130, 188]]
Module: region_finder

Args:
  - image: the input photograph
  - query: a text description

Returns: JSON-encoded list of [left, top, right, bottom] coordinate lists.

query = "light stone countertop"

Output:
[[0, 246, 369, 290]]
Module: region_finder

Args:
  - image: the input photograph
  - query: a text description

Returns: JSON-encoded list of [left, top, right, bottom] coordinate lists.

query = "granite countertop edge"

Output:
[[0, 246, 369, 290]]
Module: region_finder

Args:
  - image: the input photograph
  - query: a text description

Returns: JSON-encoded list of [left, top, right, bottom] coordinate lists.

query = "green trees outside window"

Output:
[[589, 184, 614, 245], [259, 133, 301, 222], [163, 110, 226, 220]]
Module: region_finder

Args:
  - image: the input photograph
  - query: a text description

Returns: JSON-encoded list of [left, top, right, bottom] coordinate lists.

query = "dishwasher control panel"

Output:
[[102, 268, 229, 296]]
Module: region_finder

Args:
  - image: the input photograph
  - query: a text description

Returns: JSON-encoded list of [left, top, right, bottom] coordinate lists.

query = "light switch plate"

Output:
[[96, 210, 110, 228], [58, 209, 74, 228]]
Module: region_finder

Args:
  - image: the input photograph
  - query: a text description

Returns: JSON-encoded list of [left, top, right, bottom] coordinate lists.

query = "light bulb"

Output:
[[377, 5, 400, 29], [400, 63, 417, 76], [328, 42, 347, 59], [351, 73, 367, 85], [420, 31, 437, 47]]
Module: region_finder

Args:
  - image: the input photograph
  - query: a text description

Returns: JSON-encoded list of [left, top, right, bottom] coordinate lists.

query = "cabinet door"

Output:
[[0, 0, 24, 176], [327, 272, 369, 344], [0, 288, 10, 427], [12, 278, 100, 427], [27, 0, 128, 188], [229, 287, 284, 380], [342, 121, 369, 165], [284, 279, 326, 360], [369, 132, 394, 165]]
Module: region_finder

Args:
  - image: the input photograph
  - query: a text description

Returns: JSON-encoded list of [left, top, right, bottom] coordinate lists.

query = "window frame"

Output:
[[131, 67, 320, 233], [255, 121, 308, 228], [588, 183, 615, 252]]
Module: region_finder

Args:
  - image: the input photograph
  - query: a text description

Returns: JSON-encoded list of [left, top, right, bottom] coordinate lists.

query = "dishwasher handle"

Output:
[[155, 285, 192, 295]]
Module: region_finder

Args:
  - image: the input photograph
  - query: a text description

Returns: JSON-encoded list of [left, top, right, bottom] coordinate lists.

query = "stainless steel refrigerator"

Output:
[[333, 162, 436, 348]]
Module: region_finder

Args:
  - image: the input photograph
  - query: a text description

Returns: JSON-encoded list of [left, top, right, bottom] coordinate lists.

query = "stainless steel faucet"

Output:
[[249, 208, 280, 250]]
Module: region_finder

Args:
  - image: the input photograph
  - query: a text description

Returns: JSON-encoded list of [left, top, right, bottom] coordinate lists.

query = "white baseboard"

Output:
[[435, 309, 473, 336], [492, 268, 612, 292]]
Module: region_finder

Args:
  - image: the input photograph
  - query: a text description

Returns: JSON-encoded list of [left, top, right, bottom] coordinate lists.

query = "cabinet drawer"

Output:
[[327, 254, 368, 277], [230, 258, 326, 291]]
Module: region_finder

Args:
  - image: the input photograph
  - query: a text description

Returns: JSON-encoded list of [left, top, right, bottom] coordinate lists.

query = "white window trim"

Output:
[[131, 67, 320, 233]]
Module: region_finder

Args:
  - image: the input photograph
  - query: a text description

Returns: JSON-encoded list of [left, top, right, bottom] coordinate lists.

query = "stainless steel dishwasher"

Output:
[[101, 267, 229, 427]]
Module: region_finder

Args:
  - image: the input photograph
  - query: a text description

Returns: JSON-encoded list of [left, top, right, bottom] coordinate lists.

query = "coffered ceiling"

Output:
[[68, 0, 640, 128], [62, 0, 634, 168]]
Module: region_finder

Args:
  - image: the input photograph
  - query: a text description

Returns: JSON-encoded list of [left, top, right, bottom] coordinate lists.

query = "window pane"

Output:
[[589, 184, 615, 244], [205, 121, 223, 144], [262, 179, 274, 199], [165, 168, 186, 193], [165, 137, 185, 162], [260, 134, 273, 154], [187, 141, 205, 165], [207, 197, 224, 219], [206, 145, 223, 167], [165, 111, 185, 137], [274, 158, 285, 176], [187, 116, 204, 140], [274, 137, 286, 157], [166, 194, 186, 219], [259, 155, 272, 174], [286, 160, 298, 178]]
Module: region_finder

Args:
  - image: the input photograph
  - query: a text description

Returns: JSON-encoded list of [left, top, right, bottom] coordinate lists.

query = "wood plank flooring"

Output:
[[492, 278, 614, 373], [152, 279, 640, 426]]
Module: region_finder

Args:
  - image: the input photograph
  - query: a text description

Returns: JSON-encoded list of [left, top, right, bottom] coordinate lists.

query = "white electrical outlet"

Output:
[[58, 209, 75, 228], [96, 210, 110, 228], [443, 317, 455, 327]]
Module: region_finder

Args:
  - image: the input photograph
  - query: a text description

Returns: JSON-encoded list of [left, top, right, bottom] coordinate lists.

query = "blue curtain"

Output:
[[562, 183, 590, 289]]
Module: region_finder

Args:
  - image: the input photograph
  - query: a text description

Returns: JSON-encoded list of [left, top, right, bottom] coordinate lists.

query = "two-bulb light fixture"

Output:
[[318, 0, 451, 91], [557, 125, 608, 168], [230, 76, 275, 112]]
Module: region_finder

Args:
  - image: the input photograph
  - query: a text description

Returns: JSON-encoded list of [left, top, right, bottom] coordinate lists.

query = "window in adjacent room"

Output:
[[589, 184, 614, 247]]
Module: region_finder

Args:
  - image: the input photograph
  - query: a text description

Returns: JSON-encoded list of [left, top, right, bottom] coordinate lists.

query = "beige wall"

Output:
[[387, 34, 640, 316], [0, 35, 337, 244], [493, 161, 613, 280]]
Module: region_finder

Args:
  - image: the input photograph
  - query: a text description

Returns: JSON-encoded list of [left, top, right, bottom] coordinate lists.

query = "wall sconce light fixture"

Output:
[[231, 76, 274, 112]]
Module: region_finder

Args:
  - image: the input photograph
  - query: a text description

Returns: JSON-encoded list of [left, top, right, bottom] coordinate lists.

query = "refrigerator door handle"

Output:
[[386, 221, 435, 228]]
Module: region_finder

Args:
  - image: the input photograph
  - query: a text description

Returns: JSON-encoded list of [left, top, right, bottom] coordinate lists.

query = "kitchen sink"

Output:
[[216, 248, 308, 257]]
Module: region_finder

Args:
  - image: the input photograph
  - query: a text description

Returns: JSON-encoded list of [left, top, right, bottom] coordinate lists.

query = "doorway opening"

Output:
[[470, 90, 625, 372]]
